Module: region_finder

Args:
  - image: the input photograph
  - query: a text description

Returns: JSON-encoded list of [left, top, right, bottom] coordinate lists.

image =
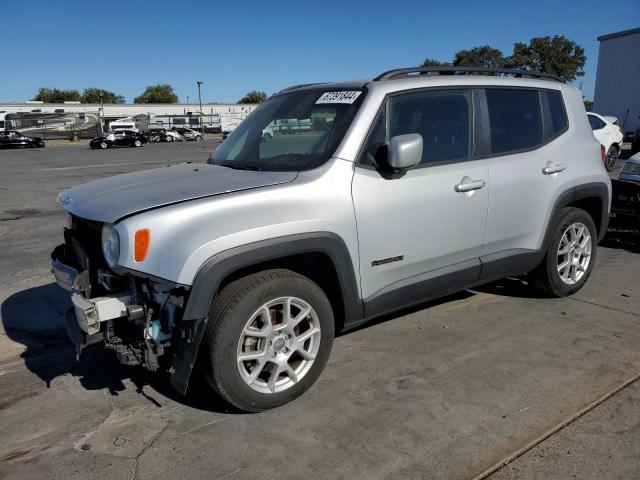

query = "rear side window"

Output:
[[388, 89, 472, 165], [545, 90, 568, 136], [485, 89, 542, 154]]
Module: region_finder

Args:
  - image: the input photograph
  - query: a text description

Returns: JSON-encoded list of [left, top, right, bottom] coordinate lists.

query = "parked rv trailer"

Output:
[[149, 113, 221, 133], [5, 111, 101, 140], [109, 114, 149, 132]]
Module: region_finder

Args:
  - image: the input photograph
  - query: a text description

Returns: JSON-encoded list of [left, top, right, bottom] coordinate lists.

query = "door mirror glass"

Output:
[[388, 133, 423, 170]]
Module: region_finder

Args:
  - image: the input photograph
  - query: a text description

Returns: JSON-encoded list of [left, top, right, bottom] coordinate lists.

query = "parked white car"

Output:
[[587, 112, 624, 171]]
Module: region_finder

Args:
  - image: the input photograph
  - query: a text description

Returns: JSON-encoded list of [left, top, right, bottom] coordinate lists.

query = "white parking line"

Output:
[[38, 157, 205, 171]]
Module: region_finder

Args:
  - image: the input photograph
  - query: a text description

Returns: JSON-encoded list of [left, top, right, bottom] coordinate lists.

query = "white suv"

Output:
[[52, 67, 611, 411]]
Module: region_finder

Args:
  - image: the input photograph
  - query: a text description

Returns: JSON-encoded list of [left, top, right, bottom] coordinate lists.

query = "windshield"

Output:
[[212, 87, 366, 171]]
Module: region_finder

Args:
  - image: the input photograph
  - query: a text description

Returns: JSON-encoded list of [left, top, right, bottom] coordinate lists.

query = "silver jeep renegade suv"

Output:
[[51, 67, 611, 411]]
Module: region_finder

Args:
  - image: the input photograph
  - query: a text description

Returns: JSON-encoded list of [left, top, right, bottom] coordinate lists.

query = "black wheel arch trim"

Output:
[[567, 181, 610, 242], [169, 231, 363, 394]]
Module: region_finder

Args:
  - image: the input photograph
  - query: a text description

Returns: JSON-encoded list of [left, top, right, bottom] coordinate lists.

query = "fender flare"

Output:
[[169, 232, 363, 394], [552, 182, 610, 243]]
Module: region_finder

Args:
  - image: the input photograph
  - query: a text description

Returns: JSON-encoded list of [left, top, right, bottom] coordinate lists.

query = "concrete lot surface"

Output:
[[1, 143, 639, 479]]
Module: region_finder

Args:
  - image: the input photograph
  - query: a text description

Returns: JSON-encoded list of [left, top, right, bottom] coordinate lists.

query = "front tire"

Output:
[[530, 207, 597, 297], [133, 140, 142, 147], [203, 269, 334, 412], [100, 142, 108, 149]]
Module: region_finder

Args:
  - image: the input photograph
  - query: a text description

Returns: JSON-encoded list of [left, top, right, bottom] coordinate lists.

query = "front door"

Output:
[[352, 88, 489, 316]]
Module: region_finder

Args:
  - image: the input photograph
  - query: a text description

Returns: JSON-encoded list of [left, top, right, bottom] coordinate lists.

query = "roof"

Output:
[[598, 27, 640, 42]]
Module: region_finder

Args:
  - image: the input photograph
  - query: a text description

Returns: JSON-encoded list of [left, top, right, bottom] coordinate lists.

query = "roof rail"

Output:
[[278, 82, 328, 94], [373, 66, 564, 83]]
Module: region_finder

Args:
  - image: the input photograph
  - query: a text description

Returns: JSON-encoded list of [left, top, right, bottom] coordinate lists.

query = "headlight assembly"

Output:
[[101, 225, 120, 268]]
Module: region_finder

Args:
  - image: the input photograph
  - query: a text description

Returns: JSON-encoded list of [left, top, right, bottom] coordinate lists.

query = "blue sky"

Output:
[[1, 0, 638, 103]]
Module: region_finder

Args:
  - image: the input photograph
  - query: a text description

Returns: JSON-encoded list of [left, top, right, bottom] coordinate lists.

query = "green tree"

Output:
[[81, 88, 125, 104], [134, 84, 178, 104], [583, 98, 593, 111], [421, 58, 451, 67], [453, 45, 506, 69], [238, 90, 267, 104], [32, 88, 81, 103], [508, 35, 586, 81]]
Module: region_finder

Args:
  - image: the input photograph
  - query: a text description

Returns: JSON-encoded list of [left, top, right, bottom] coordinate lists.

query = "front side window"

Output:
[[486, 88, 542, 154], [212, 88, 365, 171], [388, 89, 472, 165]]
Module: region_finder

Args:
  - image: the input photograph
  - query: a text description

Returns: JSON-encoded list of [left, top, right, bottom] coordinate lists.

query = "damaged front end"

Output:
[[51, 215, 189, 374]]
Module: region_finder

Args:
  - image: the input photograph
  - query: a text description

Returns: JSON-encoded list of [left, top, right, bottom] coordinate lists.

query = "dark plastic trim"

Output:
[[363, 259, 481, 320], [374, 66, 564, 83], [169, 232, 362, 394]]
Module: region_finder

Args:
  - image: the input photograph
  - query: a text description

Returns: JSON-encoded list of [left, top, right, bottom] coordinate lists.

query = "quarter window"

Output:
[[388, 89, 472, 165], [359, 110, 386, 167], [485, 89, 542, 154], [546, 90, 568, 136]]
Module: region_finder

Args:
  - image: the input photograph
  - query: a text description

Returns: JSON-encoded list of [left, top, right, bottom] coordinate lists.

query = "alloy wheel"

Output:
[[236, 296, 321, 394], [606, 146, 619, 170], [557, 222, 592, 285]]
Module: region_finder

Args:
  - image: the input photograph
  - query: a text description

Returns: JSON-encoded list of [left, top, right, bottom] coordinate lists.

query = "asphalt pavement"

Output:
[[1, 141, 639, 479]]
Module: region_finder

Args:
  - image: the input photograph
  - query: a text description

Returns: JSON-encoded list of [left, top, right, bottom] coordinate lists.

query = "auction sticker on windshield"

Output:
[[315, 91, 362, 104]]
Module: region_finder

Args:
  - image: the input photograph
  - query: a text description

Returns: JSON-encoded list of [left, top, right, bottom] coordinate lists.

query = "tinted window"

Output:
[[359, 110, 386, 167], [486, 89, 542, 154], [588, 114, 605, 130], [388, 89, 472, 164], [546, 90, 568, 136]]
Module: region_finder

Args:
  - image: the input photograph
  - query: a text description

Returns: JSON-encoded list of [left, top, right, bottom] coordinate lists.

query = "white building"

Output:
[[593, 27, 640, 134], [0, 102, 258, 132]]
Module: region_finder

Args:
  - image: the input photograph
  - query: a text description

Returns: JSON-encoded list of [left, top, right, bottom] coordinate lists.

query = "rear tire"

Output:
[[203, 269, 334, 412], [604, 145, 619, 172], [133, 140, 142, 147], [529, 207, 598, 297]]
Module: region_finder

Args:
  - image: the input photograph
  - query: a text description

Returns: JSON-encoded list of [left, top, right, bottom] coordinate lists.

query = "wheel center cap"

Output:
[[273, 337, 286, 352]]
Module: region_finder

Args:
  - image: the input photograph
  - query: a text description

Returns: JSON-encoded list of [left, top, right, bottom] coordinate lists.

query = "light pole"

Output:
[[99, 94, 104, 133], [196, 81, 204, 135]]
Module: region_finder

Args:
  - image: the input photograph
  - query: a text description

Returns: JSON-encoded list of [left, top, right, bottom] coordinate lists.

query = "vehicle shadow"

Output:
[[0, 282, 237, 414], [601, 231, 640, 254]]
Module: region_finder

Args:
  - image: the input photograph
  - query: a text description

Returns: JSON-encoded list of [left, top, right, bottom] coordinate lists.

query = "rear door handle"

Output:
[[454, 179, 486, 192], [542, 163, 566, 175]]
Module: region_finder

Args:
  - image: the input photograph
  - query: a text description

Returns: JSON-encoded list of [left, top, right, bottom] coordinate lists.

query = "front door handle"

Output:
[[542, 162, 566, 175], [454, 178, 486, 193]]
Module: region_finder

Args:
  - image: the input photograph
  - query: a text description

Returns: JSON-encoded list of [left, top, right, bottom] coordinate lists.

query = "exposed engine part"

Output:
[[71, 292, 136, 335], [126, 304, 145, 320]]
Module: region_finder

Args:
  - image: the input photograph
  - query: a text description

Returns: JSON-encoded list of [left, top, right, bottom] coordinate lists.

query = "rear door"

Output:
[[352, 88, 489, 315], [480, 88, 573, 270]]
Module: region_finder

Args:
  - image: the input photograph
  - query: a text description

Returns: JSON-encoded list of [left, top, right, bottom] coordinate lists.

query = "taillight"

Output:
[[600, 144, 606, 163], [134, 229, 151, 262]]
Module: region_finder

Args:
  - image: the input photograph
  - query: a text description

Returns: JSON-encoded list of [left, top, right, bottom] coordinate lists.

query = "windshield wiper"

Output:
[[219, 163, 263, 171]]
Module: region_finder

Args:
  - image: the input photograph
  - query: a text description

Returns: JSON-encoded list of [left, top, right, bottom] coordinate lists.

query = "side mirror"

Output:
[[387, 133, 423, 170]]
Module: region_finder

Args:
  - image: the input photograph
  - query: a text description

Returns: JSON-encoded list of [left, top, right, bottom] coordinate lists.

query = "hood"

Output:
[[58, 163, 298, 223]]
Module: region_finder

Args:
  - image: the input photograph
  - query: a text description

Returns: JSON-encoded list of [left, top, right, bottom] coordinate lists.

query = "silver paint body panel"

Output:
[[57, 75, 610, 299], [58, 163, 297, 223]]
